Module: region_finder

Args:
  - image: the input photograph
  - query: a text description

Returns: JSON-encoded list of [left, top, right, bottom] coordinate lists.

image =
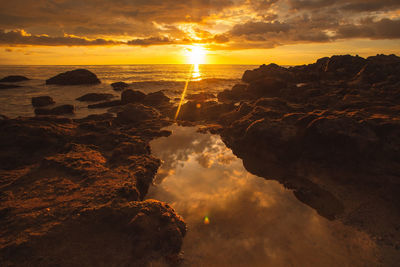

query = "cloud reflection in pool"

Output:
[[147, 125, 378, 266]]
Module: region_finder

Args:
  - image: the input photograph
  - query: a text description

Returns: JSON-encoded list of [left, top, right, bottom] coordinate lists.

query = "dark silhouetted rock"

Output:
[[143, 91, 170, 106], [88, 100, 122, 109], [0, 84, 20, 90], [0, 75, 29, 83], [111, 81, 129, 91], [46, 69, 101, 85], [186, 92, 216, 102], [242, 63, 293, 83], [116, 103, 161, 124], [121, 89, 146, 104], [247, 77, 287, 97], [32, 96, 55, 107], [76, 93, 114, 102], [35, 104, 74, 115]]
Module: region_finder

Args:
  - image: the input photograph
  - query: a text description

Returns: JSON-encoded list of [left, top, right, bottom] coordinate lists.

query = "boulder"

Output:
[[143, 91, 170, 106], [0, 84, 20, 90], [247, 77, 287, 97], [116, 103, 161, 124], [121, 89, 146, 104], [242, 63, 292, 83], [0, 75, 29, 83], [111, 82, 129, 91], [186, 92, 216, 102], [88, 100, 122, 109], [76, 93, 114, 102], [32, 96, 55, 107], [35, 104, 74, 115], [46, 69, 101, 85]]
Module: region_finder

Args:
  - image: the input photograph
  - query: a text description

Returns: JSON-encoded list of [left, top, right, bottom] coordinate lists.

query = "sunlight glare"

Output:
[[187, 45, 206, 65]]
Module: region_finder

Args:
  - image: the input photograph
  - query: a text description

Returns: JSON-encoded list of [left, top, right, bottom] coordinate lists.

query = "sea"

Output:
[[0, 64, 256, 118]]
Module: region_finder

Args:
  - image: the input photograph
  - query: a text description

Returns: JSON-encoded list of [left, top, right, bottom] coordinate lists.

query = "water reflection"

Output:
[[191, 64, 202, 81], [148, 125, 378, 266]]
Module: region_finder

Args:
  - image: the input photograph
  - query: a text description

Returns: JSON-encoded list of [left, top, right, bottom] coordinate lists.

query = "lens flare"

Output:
[[204, 216, 210, 225]]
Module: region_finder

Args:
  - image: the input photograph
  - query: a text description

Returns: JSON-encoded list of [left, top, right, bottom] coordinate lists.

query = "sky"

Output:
[[0, 0, 399, 65]]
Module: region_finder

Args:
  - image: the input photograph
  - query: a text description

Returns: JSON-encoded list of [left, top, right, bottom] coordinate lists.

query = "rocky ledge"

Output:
[[174, 54, 400, 251], [0, 103, 185, 265]]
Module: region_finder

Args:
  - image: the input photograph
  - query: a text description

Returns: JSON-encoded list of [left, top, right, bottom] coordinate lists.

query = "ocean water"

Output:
[[0, 64, 255, 118]]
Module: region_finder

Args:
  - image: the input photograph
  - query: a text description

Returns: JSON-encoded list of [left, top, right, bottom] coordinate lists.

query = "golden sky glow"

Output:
[[0, 0, 400, 65]]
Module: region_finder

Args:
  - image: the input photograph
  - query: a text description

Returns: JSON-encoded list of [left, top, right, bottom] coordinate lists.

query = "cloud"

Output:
[[0, 0, 399, 49]]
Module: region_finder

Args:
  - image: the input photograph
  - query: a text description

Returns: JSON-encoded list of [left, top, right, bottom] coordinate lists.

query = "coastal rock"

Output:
[[186, 92, 216, 102], [242, 63, 293, 83], [76, 93, 114, 102], [35, 104, 74, 115], [88, 100, 122, 109], [116, 103, 161, 124], [32, 96, 55, 107], [143, 91, 170, 106], [0, 84, 21, 90], [0, 75, 29, 83], [121, 89, 146, 104], [46, 69, 101, 85], [111, 81, 129, 91]]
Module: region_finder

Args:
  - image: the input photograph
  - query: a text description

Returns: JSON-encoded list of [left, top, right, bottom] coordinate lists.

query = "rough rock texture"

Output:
[[121, 89, 146, 104], [88, 100, 122, 109], [46, 69, 101, 85], [76, 93, 114, 102], [0, 75, 29, 83], [176, 54, 400, 251], [32, 96, 55, 107], [35, 104, 74, 115], [0, 106, 185, 265], [0, 84, 21, 90], [111, 81, 129, 91]]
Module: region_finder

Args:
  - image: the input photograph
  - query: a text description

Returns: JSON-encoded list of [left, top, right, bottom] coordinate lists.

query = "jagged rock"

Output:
[[88, 100, 122, 109], [242, 63, 293, 83], [35, 104, 74, 115], [46, 69, 101, 85], [76, 93, 114, 102], [0, 84, 21, 90], [32, 96, 55, 107], [111, 81, 129, 91], [186, 92, 216, 101], [143, 91, 170, 106], [121, 89, 146, 104], [116, 103, 161, 124], [0, 75, 29, 83]]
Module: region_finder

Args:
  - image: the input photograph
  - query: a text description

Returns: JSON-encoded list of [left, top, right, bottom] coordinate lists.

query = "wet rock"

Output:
[[0, 84, 21, 90], [116, 103, 161, 124], [0, 75, 29, 83], [76, 93, 114, 102], [186, 92, 216, 102], [88, 100, 122, 109], [32, 96, 55, 107], [143, 91, 170, 106], [111, 81, 129, 91], [46, 69, 101, 85], [35, 104, 74, 115], [121, 89, 146, 104]]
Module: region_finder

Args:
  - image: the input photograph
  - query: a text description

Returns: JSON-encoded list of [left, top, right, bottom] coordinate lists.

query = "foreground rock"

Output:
[[32, 96, 55, 107], [111, 81, 129, 91], [175, 54, 400, 251], [76, 93, 114, 102], [0, 107, 184, 265], [35, 104, 74, 115], [46, 69, 101, 85], [0, 75, 29, 83], [0, 84, 21, 90]]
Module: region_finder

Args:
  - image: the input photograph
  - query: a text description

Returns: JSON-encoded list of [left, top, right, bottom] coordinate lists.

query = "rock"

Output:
[[217, 84, 250, 102], [46, 69, 101, 85], [35, 104, 74, 115], [143, 91, 170, 106], [116, 103, 161, 124], [0, 75, 29, 83], [242, 63, 293, 83], [247, 77, 287, 97], [121, 89, 146, 104], [32, 96, 55, 107], [111, 81, 129, 91], [87, 100, 122, 109], [76, 93, 114, 102], [186, 92, 216, 102], [0, 84, 21, 90]]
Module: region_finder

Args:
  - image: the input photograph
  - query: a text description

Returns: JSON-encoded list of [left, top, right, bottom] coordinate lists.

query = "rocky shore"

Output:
[[1, 54, 399, 265]]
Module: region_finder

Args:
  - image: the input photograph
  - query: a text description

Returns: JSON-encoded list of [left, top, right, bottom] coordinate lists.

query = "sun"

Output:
[[187, 45, 206, 64]]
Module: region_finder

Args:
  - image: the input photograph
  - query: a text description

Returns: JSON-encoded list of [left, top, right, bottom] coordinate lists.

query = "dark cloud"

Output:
[[0, 0, 399, 49]]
